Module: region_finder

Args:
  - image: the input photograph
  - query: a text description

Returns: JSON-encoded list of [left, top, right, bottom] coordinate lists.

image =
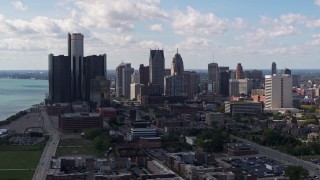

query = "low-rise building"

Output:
[[46, 103, 71, 115], [223, 143, 258, 156], [59, 113, 103, 133], [127, 128, 157, 141], [225, 101, 263, 116], [205, 112, 224, 126]]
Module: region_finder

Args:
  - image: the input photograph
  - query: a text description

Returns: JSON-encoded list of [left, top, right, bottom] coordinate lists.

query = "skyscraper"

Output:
[[165, 74, 187, 97], [70, 33, 84, 100], [229, 79, 239, 97], [171, 49, 184, 75], [48, 54, 71, 103], [183, 71, 200, 99], [265, 74, 292, 109], [236, 63, 244, 79], [208, 63, 220, 94], [49, 33, 108, 105], [116, 63, 134, 98], [220, 71, 230, 97], [139, 64, 149, 85], [281, 68, 291, 75], [84, 54, 107, 101], [272, 62, 277, 75], [149, 49, 165, 94]]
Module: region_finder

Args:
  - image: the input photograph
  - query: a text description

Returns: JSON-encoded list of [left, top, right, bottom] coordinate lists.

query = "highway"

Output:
[[32, 110, 60, 180], [231, 135, 320, 176]]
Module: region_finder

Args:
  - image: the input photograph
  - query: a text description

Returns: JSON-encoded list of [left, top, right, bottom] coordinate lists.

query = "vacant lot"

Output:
[[0, 112, 42, 133], [56, 138, 104, 158]]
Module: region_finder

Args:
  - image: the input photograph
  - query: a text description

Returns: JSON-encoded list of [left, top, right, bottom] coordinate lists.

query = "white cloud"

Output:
[[306, 18, 320, 28], [239, 26, 300, 42], [72, 0, 168, 32], [172, 6, 246, 36], [312, 34, 320, 38], [11, 1, 27, 11], [260, 13, 306, 26], [176, 37, 210, 49], [0, 14, 88, 37], [149, 24, 163, 32], [139, 40, 163, 49], [315, 0, 320, 6]]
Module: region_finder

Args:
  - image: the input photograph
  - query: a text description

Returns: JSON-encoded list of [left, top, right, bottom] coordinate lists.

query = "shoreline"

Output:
[[0, 110, 28, 127], [0, 103, 40, 127]]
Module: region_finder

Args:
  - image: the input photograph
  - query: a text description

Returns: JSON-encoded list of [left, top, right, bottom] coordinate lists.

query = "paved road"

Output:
[[231, 135, 320, 176], [32, 110, 60, 180]]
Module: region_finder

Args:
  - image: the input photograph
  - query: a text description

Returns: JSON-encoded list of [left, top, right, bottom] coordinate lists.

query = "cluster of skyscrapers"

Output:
[[48, 33, 109, 107], [117, 49, 200, 102], [207, 61, 297, 110], [48, 32, 297, 112]]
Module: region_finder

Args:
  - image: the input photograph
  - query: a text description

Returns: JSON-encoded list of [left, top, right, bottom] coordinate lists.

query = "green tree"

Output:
[[93, 136, 103, 150], [284, 165, 309, 180], [84, 128, 103, 140]]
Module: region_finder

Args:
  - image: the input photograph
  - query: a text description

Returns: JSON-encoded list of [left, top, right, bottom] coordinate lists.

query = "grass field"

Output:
[[0, 150, 42, 169], [0, 149, 42, 180], [56, 138, 105, 158], [0, 170, 34, 180]]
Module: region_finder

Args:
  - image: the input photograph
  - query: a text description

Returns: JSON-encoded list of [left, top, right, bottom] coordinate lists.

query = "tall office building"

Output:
[[265, 74, 292, 109], [219, 66, 230, 97], [183, 71, 200, 99], [171, 49, 184, 75], [70, 33, 84, 100], [220, 71, 230, 97], [229, 79, 239, 97], [139, 64, 149, 85], [116, 63, 134, 98], [208, 63, 220, 94], [84, 54, 107, 101], [131, 72, 140, 84], [281, 68, 291, 75], [49, 33, 108, 107], [48, 54, 71, 103], [165, 74, 187, 97], [238, 79, 254, 95], [90, 76, 110, 107], [271, 62, 277, 75], [236, 63, 244, 79], [149, 49, 165, 94]]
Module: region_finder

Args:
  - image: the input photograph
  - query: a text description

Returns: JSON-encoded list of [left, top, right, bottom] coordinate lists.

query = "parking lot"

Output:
[[9, 136, 46, 145], [223, 156, 285, 178]]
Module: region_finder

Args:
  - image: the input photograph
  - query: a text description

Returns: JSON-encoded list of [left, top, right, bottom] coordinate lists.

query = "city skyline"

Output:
[[1, 0, 320, 70]]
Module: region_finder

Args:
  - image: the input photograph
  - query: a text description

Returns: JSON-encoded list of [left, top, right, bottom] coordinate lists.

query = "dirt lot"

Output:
[[0, 112, 42, 133]]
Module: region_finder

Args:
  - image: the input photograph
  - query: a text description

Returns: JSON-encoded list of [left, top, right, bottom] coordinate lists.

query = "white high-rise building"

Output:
[[265, 74, 292, 109]]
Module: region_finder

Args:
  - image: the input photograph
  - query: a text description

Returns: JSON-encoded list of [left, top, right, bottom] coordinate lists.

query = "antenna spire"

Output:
[[212, 50, 215, 63]]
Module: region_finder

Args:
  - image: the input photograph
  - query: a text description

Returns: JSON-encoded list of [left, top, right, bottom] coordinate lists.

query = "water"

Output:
[[0, 78, 48, 121]]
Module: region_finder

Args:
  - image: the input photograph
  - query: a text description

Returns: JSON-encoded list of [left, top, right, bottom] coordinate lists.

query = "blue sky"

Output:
[[0, 0, 320, 70]]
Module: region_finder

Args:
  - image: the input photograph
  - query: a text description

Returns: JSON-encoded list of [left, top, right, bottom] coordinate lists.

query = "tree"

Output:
[[93, 136, 103, 150], [284, 165, 309, 180], [84, 128, 103, 140]]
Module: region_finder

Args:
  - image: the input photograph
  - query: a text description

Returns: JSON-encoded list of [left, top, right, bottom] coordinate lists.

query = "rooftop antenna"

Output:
[[212, 49, 215, 63], [177, 48, 179, 54]]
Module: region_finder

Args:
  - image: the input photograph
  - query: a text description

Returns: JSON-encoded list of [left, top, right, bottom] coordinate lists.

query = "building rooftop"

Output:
[[61, 112, 101, 118]]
